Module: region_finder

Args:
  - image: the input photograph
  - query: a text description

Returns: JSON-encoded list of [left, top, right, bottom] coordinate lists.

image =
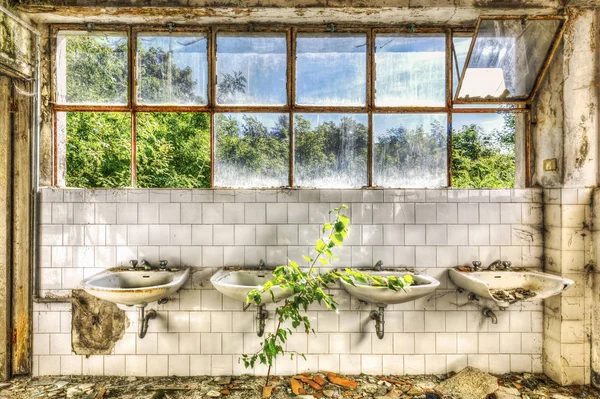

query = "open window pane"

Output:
[[375, 34, 445, 106], [215, 113, 289, 187], [137, 34, 208, 105], [456, 18, 563, 102], [137, 113, 210, 188], [217, 33, 287, 105], [295, 114, 368, 188], [374, 114, 447, 188], [452, 113, 516, 188], [296, 34, 367, 106], [61, 112, 131, 187], [56, 31, 128, 105]]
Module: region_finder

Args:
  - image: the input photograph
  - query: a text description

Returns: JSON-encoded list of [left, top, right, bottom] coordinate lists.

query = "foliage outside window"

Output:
[[54, 27, 526, 189]]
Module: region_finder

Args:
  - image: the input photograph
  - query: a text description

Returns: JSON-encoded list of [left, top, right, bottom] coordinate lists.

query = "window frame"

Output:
[[50, 23, 534, 189]]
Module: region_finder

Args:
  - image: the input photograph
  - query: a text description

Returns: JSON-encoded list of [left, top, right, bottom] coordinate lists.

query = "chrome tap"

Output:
[[374, 260, 383, 271], [139, 259, 152, 271], [487, 259, 503, 271], [472, 261, 482, 271], [129, 260, 139, 270], [258, 259, 266, 270], [501, 261, 512, 271], [159, 260, 168, 271]]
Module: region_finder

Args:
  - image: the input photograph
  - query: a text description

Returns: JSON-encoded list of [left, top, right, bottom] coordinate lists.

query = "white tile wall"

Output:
[[34, 188, 544, 376]]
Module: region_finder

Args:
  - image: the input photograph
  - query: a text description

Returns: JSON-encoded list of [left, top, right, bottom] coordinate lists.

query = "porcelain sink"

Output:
[[448, 268, 574, 308], [339, 270, 440, 307], [211, 268, 294, 305], [80, 266, 190, 307]]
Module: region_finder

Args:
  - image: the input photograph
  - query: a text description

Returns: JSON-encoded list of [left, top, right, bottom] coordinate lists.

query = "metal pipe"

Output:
[[256, 306, 268, 337], [482, 308, 498, 325], [369, 306, 385, 339], [138, 306, 157, 339]]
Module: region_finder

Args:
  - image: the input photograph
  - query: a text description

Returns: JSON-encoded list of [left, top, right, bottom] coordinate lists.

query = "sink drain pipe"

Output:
[[256, 306, 268, 337], [138, 306, 157, 338], [482, 308, 498, 324], [370, 307, 386, 339]]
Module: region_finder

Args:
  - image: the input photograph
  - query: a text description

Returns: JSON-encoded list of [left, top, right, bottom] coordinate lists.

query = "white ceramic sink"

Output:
[[448, 268, 574, 308], [339, 270, 440, 307], [80, 266, 190, 306], [211, 268, 294, 304]]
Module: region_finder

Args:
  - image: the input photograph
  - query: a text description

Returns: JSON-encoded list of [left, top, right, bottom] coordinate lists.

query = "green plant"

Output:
[[242, 205, 412, 388]]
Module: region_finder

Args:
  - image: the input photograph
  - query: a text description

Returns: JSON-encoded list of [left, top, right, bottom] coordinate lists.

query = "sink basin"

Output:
[[448, 268, 574, 308], [339, 270, 440, 307], [80, 267, 191, 306], [211, 268, 294, 304]]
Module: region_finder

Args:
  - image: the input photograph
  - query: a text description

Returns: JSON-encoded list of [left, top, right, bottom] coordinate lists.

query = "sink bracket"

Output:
[[369, 306, 386, 339], [256, 306, 268, 337], [138, 306, 157, 339]]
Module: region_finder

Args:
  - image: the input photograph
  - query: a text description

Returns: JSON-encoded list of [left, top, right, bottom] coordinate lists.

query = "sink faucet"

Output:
[[129, 260, 138, 270], [258, 259, 265, 270], [374, 260, 383, 271], [501, 261, 512, 271], [472, 261, 482, 271], [487, 259, 503, 271], [139, 259, 152, 271], [159, 260, 168, 271]]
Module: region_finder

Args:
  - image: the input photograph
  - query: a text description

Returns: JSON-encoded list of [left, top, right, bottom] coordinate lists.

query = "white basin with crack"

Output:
[[448, 268, 574, 308], [80, 266, 191, 306], [211, 268, 294, 304], [339, 270, 440, 307]]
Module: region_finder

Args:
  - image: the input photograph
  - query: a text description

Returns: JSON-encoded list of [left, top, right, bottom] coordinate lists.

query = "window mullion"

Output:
[[289, 27, 296, 187]]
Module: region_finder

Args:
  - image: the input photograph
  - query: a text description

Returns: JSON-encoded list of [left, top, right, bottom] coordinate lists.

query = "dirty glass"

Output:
[[215, 113, 289, 187], [137, 113, 211, 188], [62, 112, 131, 187], [137, 33, 208, 105], [296, 34, 367, 106], [217, 33, 287, 105], [456, 18, 562, 101], [295, 114, 368, 188], [373, 114, 447, 188], [56, 31, 128, 105], [375, 34, 446, 106], [452, 113, 516, 188]]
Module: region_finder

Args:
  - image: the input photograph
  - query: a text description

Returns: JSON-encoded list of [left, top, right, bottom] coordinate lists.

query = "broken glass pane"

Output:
[[375, 34, 446, 106], [457, 18, 562, 101], [452, 113, 516, 188], [61, 112, 131, 187], [56, 31, 128, 105], [137, 33, 208, 105], [137, 113, 211, 188], [296, 34, 367, 106], [215, 113, 289, 187], [374, 114, 447, 188], [295, 114, 368, 188], [217, 33, 287, 105]]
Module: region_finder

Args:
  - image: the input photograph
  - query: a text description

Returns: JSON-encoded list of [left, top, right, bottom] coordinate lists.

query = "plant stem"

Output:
[[265, 318, 282, 388]]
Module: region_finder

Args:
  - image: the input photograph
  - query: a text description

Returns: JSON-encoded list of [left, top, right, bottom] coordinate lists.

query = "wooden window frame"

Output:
[[50, 23, 532, 189]]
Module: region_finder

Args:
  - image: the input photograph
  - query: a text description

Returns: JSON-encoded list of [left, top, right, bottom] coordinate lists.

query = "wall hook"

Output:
[[327, 23, 336, 33], [85, 22, 94, 33], [408, 24, 416, 34], [167, 22, 175, 33]]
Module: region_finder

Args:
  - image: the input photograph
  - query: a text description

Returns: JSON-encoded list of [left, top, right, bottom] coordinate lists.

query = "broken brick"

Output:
[[314, 375, 326, 386], [262, 386, 273, 399], [322, 372, 357, 390], [290, 378, 304, 395]]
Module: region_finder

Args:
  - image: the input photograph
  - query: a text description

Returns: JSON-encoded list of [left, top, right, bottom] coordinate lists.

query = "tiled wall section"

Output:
[[542, 188, 593, 385], [34, 188, 544, 377]]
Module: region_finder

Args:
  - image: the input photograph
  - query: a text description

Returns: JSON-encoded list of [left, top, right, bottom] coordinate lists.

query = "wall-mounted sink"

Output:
[[339, 269, 440, 307], [449, 267, 574, 308], [80, 265, 190, 307], [211, 267, 293, 305], [211, 265, 294, 337]]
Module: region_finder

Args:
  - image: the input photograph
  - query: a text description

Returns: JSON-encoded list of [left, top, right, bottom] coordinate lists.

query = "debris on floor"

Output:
[[1, 368, 599, 399]]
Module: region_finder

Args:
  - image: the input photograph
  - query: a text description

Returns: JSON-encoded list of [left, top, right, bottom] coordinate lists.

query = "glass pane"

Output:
[[215, 113, 289, 188], [137, 34, 208, 105], [457, 18, 562, 101], [452, 36, 471, 98], [63, 112, 131, 187], [374, 114, 447, 188], [217, 33, 287, 105], [296, 34, 367, 106], [137, 113, 211, 188], [56, 31, 128, 105], [375, 34, 446, 106], [452, 113, 515, 188], [295, 114, 368, 188]]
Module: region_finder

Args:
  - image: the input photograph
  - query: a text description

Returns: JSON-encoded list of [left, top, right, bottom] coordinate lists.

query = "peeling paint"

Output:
[[575, 134, 589, 169], [71, 290, 128, 356]]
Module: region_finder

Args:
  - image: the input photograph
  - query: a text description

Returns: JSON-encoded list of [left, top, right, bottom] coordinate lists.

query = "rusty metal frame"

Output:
[[50, 23, 536, 189], [453, 15, 567, 105]]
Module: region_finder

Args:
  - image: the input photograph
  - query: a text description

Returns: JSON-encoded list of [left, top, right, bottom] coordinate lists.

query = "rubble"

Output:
[[490, 288, 537, 304], [0, 368, 599, 399]]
